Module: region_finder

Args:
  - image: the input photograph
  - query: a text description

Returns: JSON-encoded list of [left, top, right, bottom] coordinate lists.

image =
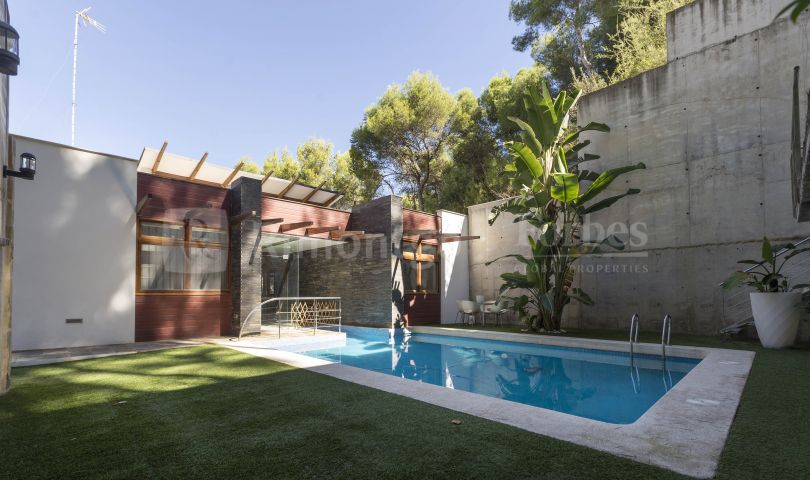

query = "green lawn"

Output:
[[1, 330, 808, 479]]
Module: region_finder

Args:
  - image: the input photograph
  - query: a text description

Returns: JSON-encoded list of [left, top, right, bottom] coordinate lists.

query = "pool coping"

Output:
[[222, 327, 755, 479]]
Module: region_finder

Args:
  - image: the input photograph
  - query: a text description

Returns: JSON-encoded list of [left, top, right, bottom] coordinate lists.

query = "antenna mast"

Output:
[[71, 7, 105, 146]]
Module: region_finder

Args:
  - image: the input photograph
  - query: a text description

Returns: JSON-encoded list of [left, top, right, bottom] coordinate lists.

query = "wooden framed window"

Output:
[[401, 241, 439, 294], [137, 219, 229, 293]]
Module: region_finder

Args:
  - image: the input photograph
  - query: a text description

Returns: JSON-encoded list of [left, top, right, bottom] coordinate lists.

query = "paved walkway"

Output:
[[11, 339, 207, 367]]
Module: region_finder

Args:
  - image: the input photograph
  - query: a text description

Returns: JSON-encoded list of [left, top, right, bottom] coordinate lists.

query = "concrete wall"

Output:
[[468, 2, 810, 335], [667, 0, 788, 61], [468, 199, 536, 324], [570, 6, 810, 334], [438, 210, 469, 324], [10, 137, 137, 350]]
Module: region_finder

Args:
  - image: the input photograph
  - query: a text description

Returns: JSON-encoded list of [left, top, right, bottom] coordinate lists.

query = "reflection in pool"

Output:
[[296, 327, 700, 424]]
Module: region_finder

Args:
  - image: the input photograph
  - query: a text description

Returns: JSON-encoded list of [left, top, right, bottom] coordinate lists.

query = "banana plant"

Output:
[[488, 82, 645, 332]]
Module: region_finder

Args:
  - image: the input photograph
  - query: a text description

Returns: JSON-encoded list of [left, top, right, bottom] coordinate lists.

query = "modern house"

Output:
[[9, 136, 473, 351]]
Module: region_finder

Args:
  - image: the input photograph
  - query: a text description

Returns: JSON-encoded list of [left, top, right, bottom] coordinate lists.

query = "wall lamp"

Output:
[[0, 19, 19, 76], [4, 153, 36, 180]]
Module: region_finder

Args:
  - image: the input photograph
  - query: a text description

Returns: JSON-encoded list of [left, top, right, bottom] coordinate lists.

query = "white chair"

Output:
[[460, 300, 481, 325], [484, 299, 510, 326], [455, 300, 465, 324]]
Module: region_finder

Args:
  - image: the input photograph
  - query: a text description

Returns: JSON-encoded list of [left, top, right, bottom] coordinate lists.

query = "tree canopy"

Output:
[[350, 71, 462, 211], [509, 0, 619, 90], [237, 138, 372, 210]]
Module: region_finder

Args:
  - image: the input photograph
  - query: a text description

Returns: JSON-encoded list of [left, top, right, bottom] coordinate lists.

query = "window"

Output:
[[401, 241, 439, 294], [138, 220, 228, 292]]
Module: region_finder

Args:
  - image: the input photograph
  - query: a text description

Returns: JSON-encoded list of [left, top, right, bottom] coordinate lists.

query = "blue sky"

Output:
[[9, 1, 530, 168]]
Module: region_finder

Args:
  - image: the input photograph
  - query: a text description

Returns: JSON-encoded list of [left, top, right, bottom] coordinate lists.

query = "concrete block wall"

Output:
[[299, 196, 400, 327], [570, 5, 810, 334]]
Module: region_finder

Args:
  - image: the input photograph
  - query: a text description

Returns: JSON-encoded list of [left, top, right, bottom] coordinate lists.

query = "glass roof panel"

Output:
[[260, 232, 346, 254]]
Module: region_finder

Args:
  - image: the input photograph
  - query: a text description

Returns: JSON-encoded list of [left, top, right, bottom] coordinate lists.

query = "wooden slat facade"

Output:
[[135, 173, 232, 339], [261, 196, 351, 237], [135, 294, 231, 341], [401, 209, 442, 325], [403, 293, 441, 326]]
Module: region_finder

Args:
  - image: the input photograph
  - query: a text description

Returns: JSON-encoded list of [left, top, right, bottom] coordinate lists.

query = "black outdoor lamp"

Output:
[[0, 19, 19, 76], [4, 153, 36, 180]]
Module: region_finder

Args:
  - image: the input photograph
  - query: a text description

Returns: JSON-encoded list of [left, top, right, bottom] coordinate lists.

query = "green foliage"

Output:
[[488, 81, 644, 332], [722, 237, 810, 293], [239, 157, 261, 174], [350, 71, 463, 211], [234, 139, 374, 210], [509, 0, 619, 90], [779, 0, 810, 22], [607, 0, 691, 83]]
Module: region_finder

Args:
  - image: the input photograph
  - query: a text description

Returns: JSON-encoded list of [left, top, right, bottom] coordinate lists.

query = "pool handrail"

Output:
[[237, 296, 342, 340]]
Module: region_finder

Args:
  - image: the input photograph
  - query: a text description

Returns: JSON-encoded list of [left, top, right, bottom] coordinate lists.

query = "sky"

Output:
[[9, 1, 531, 168]]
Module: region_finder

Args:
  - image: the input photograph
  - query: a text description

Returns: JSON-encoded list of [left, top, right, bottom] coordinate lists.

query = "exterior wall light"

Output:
[[0, 19, 19, 76], [4, 153, 36, 180]]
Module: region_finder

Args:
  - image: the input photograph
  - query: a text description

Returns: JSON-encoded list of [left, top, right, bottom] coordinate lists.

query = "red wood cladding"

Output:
[[137, 173, 230, 227], [136, 174, 232, 341], [403, 293, 440, 326], [135, 294, 231, 341], [262, 196, 350, 238], [402, 209, 441, 245]]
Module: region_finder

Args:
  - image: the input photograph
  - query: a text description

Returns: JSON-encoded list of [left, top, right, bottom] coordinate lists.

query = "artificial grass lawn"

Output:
[[0, 331, 808, 480]]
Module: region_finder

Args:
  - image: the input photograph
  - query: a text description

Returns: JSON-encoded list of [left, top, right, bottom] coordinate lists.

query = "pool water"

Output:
[[296, 327, 700, 424]]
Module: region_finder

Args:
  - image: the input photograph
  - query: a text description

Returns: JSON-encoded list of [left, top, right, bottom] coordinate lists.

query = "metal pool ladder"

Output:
[[629, 313, 640, 357], [661, 314, 672, 360]]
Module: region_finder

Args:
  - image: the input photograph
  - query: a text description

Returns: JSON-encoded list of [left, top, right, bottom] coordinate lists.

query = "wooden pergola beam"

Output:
[[302, 180, 327, 203], [190, 152, 208, 180], [278, 175, 300, 199], [261, 218, 284, 226], [439, 236, 480, 243], [135, 194, 152, 215], [222, 161, 244, 187], [261, 170, 274, 185], [329, 230, 365, 240], [345, 233, 385, 241], [229, 210, 256, 225], [305, 225, 340, 236], [278, 221, 313, 233], [418, 232, 461, 240], [151, 140, 168, 173], [403, 229, 439, 236]]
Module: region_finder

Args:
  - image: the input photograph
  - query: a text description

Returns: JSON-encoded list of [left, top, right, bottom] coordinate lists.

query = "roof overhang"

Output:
[[137, 144, 344, 208]]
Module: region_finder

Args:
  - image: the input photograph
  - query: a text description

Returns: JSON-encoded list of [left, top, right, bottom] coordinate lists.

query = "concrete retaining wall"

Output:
[[469, 2, 810, 335]]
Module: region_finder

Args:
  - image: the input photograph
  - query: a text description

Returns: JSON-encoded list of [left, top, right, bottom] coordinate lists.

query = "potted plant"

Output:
[[723, 237, 809, 348]]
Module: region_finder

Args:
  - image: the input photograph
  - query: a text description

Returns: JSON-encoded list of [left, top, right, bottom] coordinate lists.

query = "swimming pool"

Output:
[[296, 326, 700, 424]]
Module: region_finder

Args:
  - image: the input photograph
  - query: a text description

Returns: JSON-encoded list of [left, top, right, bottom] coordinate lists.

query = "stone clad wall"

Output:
[[298, 196, 399, 327]]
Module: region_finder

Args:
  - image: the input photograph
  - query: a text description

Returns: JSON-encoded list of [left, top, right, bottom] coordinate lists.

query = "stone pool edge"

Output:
[[221, 328, 754, 479]]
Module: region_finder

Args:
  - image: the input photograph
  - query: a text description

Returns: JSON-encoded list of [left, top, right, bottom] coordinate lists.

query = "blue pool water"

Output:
[[297, 327, 700, 424]]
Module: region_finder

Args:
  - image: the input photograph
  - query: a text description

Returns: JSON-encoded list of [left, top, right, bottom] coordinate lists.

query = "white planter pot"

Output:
[[749, 292, 801, 349]]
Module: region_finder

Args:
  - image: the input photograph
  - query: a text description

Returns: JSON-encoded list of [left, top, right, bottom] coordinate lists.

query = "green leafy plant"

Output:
[[487, 82, 645, 332], [722, 237, 810, 292], [778, 0, 809, 23]]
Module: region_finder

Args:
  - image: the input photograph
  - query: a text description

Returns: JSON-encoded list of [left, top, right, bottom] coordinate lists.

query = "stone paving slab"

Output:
[[11, 339, 206, 367]]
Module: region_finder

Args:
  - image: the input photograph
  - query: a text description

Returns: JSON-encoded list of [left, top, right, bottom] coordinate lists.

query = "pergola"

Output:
[[135, 141, 383, 244], [136, 141, 343, 207]]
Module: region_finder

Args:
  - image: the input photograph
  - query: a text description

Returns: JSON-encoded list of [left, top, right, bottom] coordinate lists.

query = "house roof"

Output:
[[137, 145, 343, 207]]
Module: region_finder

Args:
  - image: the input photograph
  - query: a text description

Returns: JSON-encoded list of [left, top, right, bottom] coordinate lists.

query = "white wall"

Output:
[[11, 137, 137, 350], [439, 210, 469, 324]]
